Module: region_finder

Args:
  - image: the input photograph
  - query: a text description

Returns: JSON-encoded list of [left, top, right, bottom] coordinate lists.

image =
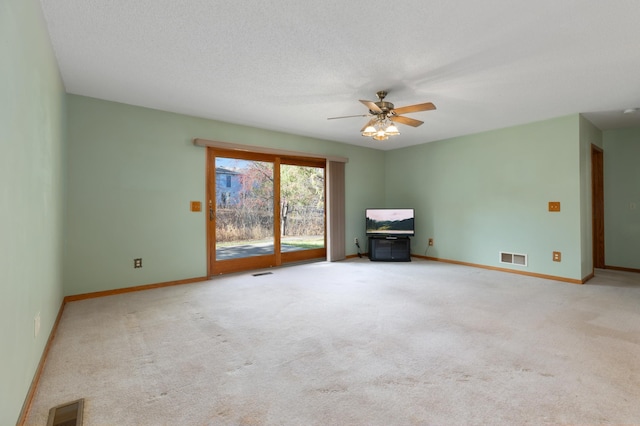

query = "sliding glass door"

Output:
[[279, 161, 325, 263], [215, 157, 275, 261], [207, 148, 325, 275]]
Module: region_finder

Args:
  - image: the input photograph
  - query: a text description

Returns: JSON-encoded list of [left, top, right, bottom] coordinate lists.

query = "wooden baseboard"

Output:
[[17, 299, 66, 426], [345, 253, 368, 260], [582, 271, 595, 283], [64, 276, 209, 303], [604, 265, 640, 274], [412, 255, 585, 284]]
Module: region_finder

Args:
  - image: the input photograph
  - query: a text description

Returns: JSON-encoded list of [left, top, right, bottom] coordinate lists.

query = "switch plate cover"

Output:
[[548, 201, 561, 212]]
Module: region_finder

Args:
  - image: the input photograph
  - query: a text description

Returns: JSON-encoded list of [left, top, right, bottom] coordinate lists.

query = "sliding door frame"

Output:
[[206, 147, 327, 276], [279, 157, 327, 264]]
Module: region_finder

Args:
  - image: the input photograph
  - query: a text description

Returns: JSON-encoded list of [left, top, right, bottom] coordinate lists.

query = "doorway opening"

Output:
[[591, 144, 605, 269]]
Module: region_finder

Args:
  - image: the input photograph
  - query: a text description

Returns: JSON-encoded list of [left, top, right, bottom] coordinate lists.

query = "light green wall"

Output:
[[384, 115, 585, 280], [65, 95, 385, 295], [0, 0, 66, 423], [603, 128, 640, 269]]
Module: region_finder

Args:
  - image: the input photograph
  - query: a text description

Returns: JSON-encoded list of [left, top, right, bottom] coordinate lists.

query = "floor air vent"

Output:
[[47, 398, 84, 426], [500, 252, 527, 266]]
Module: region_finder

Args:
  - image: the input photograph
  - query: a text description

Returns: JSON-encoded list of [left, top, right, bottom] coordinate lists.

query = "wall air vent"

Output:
[[500, 252, 527, 266]]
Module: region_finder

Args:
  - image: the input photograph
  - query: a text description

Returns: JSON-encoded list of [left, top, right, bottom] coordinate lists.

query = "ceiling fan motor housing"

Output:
[[372, 101, 394, 115]]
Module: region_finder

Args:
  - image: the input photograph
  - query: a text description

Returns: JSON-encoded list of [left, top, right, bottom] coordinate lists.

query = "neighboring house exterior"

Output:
[[215, 167, 243, 207]]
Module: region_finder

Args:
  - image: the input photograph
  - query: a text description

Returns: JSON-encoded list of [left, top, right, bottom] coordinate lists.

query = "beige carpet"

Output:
[[25, 259, 640, 425]]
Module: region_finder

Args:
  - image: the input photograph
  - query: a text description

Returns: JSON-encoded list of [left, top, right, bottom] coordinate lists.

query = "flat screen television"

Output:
[[365, 208, 415, 237]]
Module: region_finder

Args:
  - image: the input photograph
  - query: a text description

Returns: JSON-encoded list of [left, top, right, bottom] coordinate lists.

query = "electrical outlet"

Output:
[[354, 237, 359, 244], [428, 238, 434, 246], [134, 258, 142, 268], [34, 312, 40, 338], [553, 251, 561, 262]]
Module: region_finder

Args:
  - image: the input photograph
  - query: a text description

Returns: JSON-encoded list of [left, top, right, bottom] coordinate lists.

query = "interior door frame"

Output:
[[591, 144, 605, 270], [206, 147, 326, 276]]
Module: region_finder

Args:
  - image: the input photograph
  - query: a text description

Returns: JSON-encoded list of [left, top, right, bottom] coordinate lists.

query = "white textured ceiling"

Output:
[[39, 0, 640, 150]]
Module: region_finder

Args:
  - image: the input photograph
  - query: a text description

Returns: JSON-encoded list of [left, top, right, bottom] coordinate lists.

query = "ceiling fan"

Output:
[[328, 91, 436, 141]]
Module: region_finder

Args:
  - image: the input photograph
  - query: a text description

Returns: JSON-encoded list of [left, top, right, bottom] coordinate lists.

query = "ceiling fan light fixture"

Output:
[[362, 125, 377, 137], [384, 124, 400, 135], [373, 129, 388, 141]]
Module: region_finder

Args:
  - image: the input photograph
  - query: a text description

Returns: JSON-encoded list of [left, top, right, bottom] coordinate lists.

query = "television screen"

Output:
[[365, 208, 415, 237]]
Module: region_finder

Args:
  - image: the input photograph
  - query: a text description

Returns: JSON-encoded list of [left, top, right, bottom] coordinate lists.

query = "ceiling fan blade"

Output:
[[327, 114, 369, 120], [392, 102, 436, 115], [359, 100, 382, 113], [360, 118, 376, 132], [390, 115, 424, 127]]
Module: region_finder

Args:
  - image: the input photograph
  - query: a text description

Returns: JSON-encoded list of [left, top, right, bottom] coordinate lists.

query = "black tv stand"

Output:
[[368, 236, 411, 262]]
